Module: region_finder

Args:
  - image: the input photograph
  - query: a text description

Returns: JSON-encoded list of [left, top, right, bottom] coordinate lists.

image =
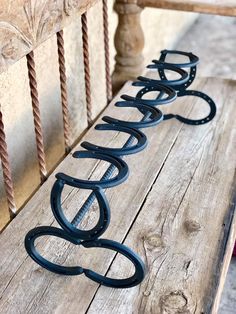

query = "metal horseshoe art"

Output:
[[25, 50, 217, 289]]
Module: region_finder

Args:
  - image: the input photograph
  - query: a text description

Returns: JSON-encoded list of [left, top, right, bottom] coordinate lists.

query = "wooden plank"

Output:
[[138, 0, 236, 17], [0, 81, 197, 313], [0, 0, 99, 75], [87, 78, 236, 313], [212, 188, 236, 313]]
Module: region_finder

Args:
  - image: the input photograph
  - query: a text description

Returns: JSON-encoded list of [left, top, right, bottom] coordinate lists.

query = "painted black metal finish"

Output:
[[135, 50, 216, 125], [25, 226, 146, 288], [146, 60, 189, 87], [103, 101, 163, 129], [25, 50, 217, 289], [81, 124, 148, 156], [164, 90, 217, 125], [130, 82, 177, 104], [56, 151, 129, 189], [158, 49, 199, 90], [51, 184, 110, 240]]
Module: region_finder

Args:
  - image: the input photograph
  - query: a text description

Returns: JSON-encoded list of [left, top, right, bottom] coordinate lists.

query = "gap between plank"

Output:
[[84, 119, 189, 313]]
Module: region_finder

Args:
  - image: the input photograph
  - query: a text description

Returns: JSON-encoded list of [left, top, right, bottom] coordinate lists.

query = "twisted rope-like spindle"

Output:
[[26, 51, 47, 182], [102, 0, 112, 103], [57, 30, 71, 153], [81, 13, 92, 126], [0, 109, 17, 218]]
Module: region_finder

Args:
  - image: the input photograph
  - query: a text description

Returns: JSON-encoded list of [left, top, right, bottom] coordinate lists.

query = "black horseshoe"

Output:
[[164, 90, 216, 125], [81, 124, 148, 156], [25, 226, 83, 275], [159, 49, 199, 68], [124, 83, 177, 106], [103, 101, 163, 129], [83, 238, 146, 288], [25, 226, 146, 288], [24, 50, 216, 290], [158, 50, 199, 91], [145, 60, 189, 87], [56, 151, 129, 189], [51, 183, 110, 240]]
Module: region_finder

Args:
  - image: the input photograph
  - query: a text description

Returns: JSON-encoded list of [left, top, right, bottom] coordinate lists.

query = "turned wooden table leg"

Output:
[[112, 0, 145, 94]]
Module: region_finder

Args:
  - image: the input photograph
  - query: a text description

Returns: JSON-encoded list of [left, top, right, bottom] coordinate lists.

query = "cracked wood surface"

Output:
[[0, 78, 235, 313], [0, 0, 99, 75], [87, 78, 236, 313], [139, 0, 236, 16]]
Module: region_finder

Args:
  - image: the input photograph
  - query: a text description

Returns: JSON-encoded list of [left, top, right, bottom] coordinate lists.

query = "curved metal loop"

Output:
[[125, 83, 177, 106], [158, 49, 199, 91], [24, 50, 217, 289], [145, 60, 189, 87], [103, 101, 163, 129], [56, 151, 129, 189], [51, 183, 110, 240], [81, 124, 148, 156], [83, 238, 146, 288], [159, 49, 199, 68], [164, 90, 217, 125], [25, 226, 83, 275], [25, 226, 146, 288]]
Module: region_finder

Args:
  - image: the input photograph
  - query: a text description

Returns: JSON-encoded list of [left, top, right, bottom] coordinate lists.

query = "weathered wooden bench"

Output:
[[0, 1, 236, 314]]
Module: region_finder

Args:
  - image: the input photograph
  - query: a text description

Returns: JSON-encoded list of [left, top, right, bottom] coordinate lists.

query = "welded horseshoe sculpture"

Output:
[[138, 49, 217, 125], [25, 50, 217, 288]]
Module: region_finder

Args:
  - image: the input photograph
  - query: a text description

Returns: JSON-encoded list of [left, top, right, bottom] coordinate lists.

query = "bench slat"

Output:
[[87, 78, 236, 314], [0, 81, 193, 313], [0, 78, 235, 313], [139, 0, 236, 17]]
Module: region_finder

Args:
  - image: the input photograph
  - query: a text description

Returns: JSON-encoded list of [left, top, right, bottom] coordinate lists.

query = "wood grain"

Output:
[[87, 78, 236, 314], [212, 185, 236, 313], [0, 78, 235, 313], [0, 0, 99, 75], [0, 81, 195, 313], [138, 0, 236, 16]]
